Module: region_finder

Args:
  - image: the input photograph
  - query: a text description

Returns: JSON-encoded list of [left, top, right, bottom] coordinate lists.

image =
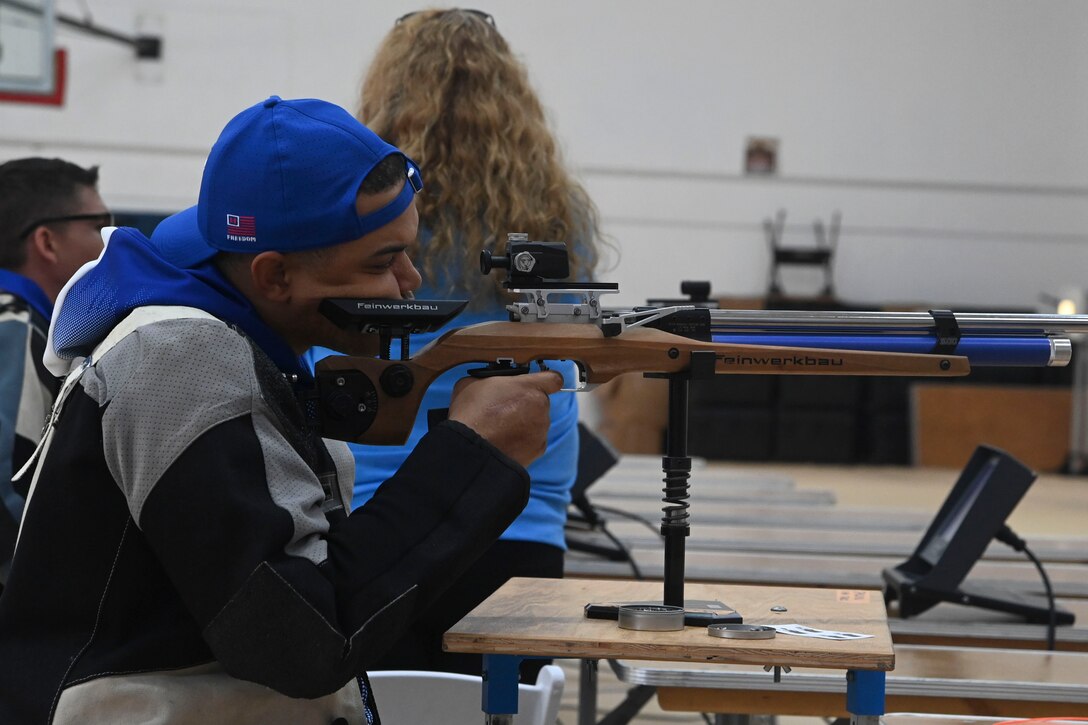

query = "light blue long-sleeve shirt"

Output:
[[304, 296, 578, 549]]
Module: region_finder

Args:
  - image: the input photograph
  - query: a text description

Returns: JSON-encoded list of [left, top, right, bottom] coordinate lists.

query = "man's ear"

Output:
[[26, 226, 60, 266], [249, 251, 292, 302]]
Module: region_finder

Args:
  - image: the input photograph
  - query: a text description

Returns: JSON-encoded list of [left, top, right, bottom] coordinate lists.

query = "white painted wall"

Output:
[[2, 0, 1086, 309]]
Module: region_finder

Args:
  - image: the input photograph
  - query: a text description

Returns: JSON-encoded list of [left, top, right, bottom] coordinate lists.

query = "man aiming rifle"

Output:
[[0, 97, 560, 725]]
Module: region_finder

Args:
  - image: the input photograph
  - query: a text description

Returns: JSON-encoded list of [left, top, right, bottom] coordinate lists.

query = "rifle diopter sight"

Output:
[[481, 233, 712, 339], [480, 237, 569, 283], [481, 233, 620, 326]]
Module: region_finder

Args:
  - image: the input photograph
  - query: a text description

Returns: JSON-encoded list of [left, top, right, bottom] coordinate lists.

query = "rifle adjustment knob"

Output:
[[314, 370, 379, 441], [326, 391, 355, 419], [380, 364, 415, 398], [480, 249, 505, 274], [514, 251, 537, 274]]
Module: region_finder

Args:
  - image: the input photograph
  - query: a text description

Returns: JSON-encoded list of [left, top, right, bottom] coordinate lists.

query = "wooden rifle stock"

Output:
[[314, 320, 969, 445]]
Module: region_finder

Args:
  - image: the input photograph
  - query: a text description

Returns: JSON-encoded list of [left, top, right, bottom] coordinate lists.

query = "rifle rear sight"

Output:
[[479, 237, 569, 284], [482, 234, 620, 325]]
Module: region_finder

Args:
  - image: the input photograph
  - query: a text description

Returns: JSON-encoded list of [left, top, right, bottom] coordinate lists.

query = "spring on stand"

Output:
[[660, 456, 691, 532]]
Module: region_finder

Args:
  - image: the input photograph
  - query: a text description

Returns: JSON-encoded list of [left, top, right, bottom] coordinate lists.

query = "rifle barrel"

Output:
[[705, 310, 1088, 335]]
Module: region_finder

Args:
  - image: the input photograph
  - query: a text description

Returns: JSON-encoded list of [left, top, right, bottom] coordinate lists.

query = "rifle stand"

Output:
[[647, 350, 718, 607]]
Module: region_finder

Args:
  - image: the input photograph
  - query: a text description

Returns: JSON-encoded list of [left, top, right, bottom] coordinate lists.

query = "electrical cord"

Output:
[[585, 504, 661, 578], [566, 504, 645, 580], [598, 522, 643, 580], [582, 504, 671, 580], [994, 524, 1057, 651], [590, 504, 665, 540]]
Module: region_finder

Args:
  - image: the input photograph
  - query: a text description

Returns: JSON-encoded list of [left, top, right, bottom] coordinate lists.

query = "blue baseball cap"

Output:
[[151, 95, 423, 268]]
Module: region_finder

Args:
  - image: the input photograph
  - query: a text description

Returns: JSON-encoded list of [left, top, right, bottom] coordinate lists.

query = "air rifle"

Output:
[[311, 233, 1088, 446], [311, 233, 1088, 607]]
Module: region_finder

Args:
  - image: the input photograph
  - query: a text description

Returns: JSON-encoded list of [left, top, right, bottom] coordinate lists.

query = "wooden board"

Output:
[[586, 463, 797, 494], [913, 384, 1072, 471], [571, 500, 932, 530], [590, 519, 1088, 563], [638, 644, 1088, 717], [444, 577, 894, 671], [879, 719, 1007, 725], [565, 548, 1088, 598], [658, 686, 1084, 718], [586, 488, 836, 506]]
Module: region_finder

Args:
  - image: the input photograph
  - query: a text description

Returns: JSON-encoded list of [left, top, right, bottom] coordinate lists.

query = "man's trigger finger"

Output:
[[526, 370, 564, 393]]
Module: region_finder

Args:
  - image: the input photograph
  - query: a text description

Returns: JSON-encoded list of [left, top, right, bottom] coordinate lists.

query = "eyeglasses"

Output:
[[18, 212, 115, 240], [406, 159, 423, 193], [396, 8, 496, 28]]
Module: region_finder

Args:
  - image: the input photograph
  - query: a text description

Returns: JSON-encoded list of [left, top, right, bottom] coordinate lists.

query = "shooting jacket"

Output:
[[0, 285, 58, 582], [0, 310, 530, 724]]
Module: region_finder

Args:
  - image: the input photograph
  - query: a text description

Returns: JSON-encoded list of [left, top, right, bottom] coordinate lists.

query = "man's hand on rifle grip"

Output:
[[448, 371, 563, 468]]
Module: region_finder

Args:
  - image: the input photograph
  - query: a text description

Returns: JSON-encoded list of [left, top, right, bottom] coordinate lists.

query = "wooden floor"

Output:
[[551, 459, 1088, 724], [593, 458, 1088, 537], [762, 462, 1088, 538]]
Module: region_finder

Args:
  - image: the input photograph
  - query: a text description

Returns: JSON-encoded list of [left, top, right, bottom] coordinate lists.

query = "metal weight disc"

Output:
[[707, 623, 777, 639], [617, 604, 685, 631]]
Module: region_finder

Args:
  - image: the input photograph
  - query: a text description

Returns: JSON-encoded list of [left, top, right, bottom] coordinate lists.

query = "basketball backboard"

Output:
[[0, 0, 55, 94]]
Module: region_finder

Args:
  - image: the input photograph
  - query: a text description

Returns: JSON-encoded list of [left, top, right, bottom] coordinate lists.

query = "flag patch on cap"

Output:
[[226, 214, 256, 242]]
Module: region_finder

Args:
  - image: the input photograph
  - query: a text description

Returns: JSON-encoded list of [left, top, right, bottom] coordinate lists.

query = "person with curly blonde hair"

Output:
[[306, 7, 609, 678], [360, 7, 603, 307]]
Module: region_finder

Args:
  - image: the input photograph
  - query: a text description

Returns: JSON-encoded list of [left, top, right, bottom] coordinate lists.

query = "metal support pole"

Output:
[[661, 376, 691, 607], [650, 351, 714, 608], [596, 684, 657, 725], [578, 659, 598, 725]]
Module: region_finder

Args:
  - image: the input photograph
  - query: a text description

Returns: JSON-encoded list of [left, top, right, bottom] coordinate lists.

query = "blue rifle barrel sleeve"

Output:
[[710, 333, 1055, 367]]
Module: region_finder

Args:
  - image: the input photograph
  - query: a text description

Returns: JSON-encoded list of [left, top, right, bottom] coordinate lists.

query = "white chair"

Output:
[[368, 664, 565, 725]]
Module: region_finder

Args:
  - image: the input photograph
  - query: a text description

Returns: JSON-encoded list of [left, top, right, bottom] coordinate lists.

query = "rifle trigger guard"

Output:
[[560, 362, 589, 393], [466, 359, 589, 393], [467, 359, 532, 379]]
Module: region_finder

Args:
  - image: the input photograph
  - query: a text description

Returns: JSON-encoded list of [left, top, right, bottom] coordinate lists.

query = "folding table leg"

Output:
[[845, 669, 885, 725], [482, 654, 521, 724]]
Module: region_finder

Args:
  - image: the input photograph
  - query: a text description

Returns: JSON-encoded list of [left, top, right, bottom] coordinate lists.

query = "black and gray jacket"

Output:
[[0, 290, 58, 583], [0, 310, 530, 724]]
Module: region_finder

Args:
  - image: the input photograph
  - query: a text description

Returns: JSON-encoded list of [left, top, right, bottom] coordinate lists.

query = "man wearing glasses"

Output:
[[0, 157, 110, 588]]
